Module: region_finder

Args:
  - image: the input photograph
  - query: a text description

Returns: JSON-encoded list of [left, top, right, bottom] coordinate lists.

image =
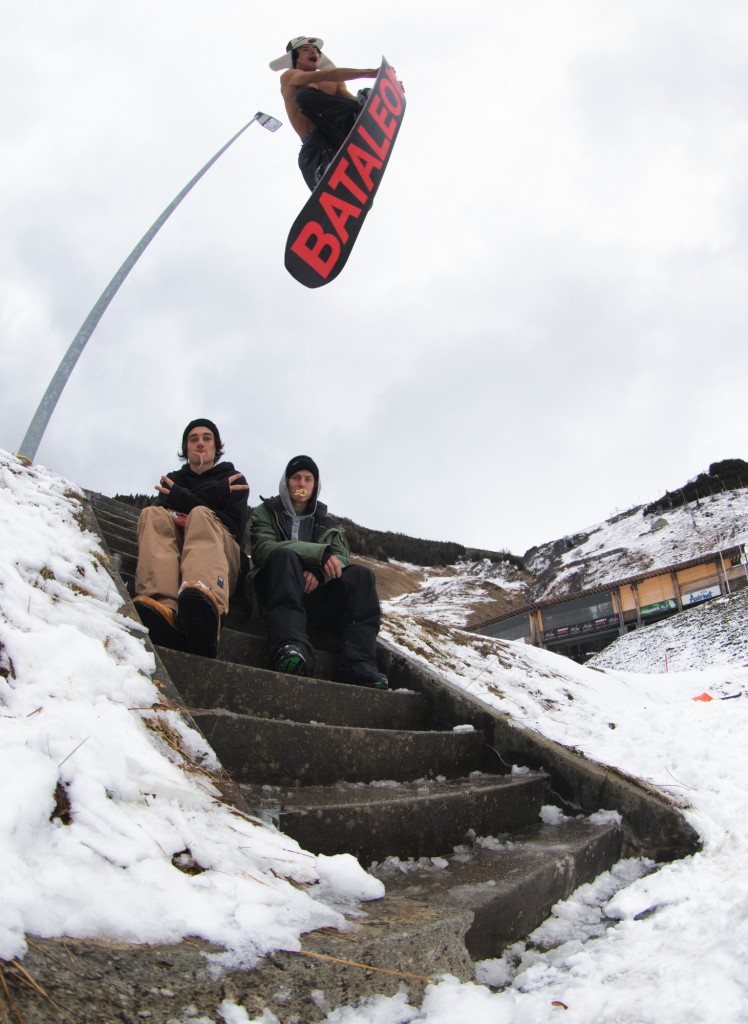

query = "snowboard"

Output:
[[284, 57, 406, 288]]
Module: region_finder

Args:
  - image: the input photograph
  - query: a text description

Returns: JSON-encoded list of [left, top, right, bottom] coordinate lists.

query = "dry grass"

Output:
[[0, 954, 78, 1024], [352, 555, 427, 601], [138, 695, 244, 806]]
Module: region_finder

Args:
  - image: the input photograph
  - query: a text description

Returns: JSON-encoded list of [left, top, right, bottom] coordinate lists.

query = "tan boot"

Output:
[[133, 597, 187, 651]]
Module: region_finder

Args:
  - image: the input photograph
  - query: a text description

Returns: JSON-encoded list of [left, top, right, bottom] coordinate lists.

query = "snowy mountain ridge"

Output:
[[527, 488, 748, 600], [380, 485, 748, 632]]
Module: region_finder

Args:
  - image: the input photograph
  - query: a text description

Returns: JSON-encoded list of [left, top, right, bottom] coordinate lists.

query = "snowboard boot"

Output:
[[273, 643, 310, 677], [177, 582, 221, 659], [339, 666, 389, 690], [133, 597, 187, 652], [356, 672, 389, 691]]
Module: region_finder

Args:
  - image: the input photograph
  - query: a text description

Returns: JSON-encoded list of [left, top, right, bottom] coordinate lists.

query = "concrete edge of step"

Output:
[[376, 636, 701, 863], [16, 922, 455, 1023], [373, 817, 624, 960]]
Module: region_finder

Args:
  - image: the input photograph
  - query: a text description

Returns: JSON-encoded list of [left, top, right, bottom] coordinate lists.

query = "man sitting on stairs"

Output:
[[247, 455, 388, 689], [133, 418, 249, 658]]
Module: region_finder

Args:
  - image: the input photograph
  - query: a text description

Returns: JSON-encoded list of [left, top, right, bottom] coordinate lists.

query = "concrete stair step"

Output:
[[216, 627, 338, 676], [355, 816, 624, 962], [159, 647, 429, 731], [190, 710, 488, 785], [242, 772, 550, 863], [96, 523, 139, 560], [85, 491, 142, 527]]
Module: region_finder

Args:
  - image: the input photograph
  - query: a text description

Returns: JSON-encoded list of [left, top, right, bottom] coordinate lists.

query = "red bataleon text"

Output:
[[285, 59, 406, 288]]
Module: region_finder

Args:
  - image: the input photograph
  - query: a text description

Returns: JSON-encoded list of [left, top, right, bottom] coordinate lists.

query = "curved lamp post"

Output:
[[17, 112, 282, 463]]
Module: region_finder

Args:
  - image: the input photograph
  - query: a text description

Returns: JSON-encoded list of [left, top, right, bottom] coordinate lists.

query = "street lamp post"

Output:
[[17, 112, 282, 463]]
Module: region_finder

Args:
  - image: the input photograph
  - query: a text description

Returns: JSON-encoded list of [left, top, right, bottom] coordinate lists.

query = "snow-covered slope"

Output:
[[525, 490, 748, 601], [589, 586, 748, 673], [383, 559, 530, 628], [4, 449, 748, 1023]]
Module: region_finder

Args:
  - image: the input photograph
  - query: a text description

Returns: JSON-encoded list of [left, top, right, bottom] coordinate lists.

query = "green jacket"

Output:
[[244, 494, 350, 609]]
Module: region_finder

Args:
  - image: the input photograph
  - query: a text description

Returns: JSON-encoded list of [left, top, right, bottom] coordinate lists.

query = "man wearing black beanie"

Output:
[[133, 419, 249, 658], [247, 455, 388, 689]]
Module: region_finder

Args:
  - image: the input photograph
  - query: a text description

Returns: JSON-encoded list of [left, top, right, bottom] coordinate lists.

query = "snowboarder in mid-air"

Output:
[[270, 35, 379, 191]]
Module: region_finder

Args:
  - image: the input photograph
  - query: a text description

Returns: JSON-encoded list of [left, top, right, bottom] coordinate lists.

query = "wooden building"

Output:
[[472, 547, 748, 662]]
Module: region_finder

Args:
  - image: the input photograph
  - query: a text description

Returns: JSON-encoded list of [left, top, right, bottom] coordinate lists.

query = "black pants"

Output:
[[296, 87, 361, 191], [254, 547, 381, 681]]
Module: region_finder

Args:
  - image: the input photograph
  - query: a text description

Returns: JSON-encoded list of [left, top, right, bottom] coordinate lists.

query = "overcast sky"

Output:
[[3, 1, 748, 555]]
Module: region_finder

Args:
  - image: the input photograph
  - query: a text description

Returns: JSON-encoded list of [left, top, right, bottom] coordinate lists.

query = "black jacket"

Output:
[[156, 461, 248, 543]]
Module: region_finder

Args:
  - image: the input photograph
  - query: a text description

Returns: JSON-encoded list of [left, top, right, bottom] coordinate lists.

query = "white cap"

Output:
[[269, 36, 335, 72]]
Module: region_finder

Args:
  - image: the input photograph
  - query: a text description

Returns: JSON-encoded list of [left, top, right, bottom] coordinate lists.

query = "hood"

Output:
[[279, 472, 321, 519]]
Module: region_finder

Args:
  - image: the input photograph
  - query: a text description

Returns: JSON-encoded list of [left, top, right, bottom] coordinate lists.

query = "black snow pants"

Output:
[[254, 547, 382, 682], [296, 87, 362, 191]]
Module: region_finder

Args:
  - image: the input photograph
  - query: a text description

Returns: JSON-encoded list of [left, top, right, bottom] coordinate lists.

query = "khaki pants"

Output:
[[134, 506, 240, 615]]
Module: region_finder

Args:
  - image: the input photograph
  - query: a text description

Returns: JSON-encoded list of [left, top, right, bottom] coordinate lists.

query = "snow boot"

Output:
[[133, 596, 187, 652], [178, 582, 221, 659], [273, 643, 310, 677]]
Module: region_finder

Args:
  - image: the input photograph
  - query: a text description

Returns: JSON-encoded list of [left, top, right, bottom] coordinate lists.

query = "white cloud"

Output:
[[3, 0, 748, 554]]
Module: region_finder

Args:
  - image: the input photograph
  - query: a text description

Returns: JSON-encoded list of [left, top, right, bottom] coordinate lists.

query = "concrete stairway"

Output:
[[80, 490, 699, 1010]]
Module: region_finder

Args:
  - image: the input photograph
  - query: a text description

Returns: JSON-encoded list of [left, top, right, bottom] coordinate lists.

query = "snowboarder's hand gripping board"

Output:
[[285, 58, 405, 288]]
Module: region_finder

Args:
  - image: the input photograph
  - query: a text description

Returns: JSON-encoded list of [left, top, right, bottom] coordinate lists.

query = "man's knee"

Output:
[[186, 506, 214, 524], [338, 566, 381, 622], [266, 547, 301, 569], [259, 548, 305, 590], [139, 505, 168, 524], [342, 564, 377, 593], [138, 504, 174, 539], [182, 506, 224, 540]]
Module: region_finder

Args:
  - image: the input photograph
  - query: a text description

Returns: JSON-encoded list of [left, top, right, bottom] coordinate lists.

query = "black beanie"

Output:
[[285, 455, 319, 482], [182, 419, 222, 454]]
